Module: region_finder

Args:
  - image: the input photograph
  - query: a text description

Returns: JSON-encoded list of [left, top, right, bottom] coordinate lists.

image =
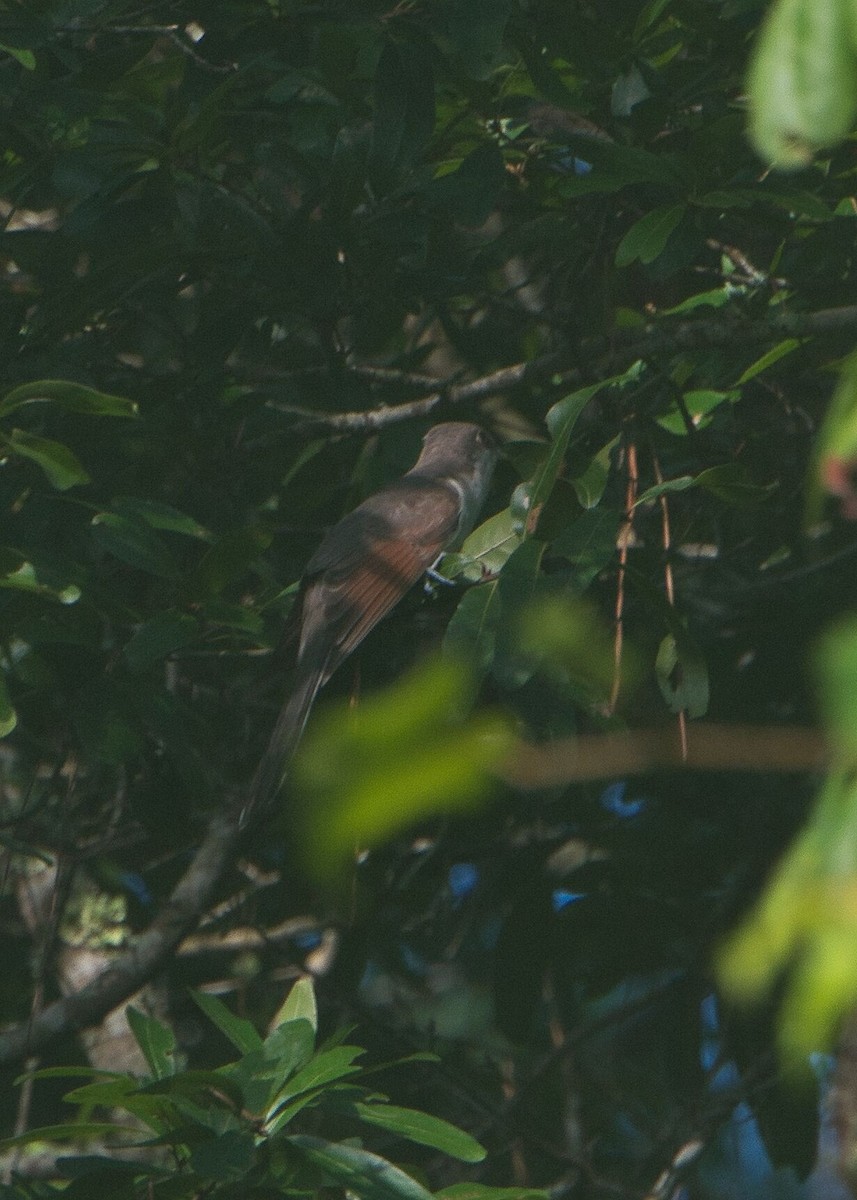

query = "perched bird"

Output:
[[243, 422, 497, 823]]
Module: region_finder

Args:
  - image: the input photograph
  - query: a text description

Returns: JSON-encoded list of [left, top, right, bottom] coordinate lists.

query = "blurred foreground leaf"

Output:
[[746, 0, 857, 169], [294, 658, 513, 881], [718, 616, 857, 1067]]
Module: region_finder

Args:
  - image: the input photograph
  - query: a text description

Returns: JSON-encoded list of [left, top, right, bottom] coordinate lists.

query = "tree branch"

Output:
[[501, 723, 827, 789], [283, 304, 857, 434], [0, 807, 240, 1066]]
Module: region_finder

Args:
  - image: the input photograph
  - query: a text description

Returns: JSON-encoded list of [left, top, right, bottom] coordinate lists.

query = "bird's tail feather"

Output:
[[240, 664, 325, 828]]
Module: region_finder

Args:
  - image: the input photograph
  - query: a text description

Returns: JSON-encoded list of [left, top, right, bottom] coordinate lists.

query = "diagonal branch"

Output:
[[0, 807, 240, 1066]]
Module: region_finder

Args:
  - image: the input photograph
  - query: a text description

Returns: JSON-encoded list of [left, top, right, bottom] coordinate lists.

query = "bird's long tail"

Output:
[[239, 664, 325, 828]]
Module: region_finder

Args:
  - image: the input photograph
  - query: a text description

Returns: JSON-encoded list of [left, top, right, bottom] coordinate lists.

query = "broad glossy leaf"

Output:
[[289, 1135, 434, 1200], [266, 1045, 365, 1119], [126, 1006, 176, 1080], [443, 0, 513, 80], [747, 0, 857, 168], [735, 338, 801, 385], [0, 1123, 125, 1152], [4, 429, 90, 489], [191, 990, 263, 1055], [549, 506, 621, 589], [0, 379, 137, 419], [354, 1102, 486, 1162], [189, 1131, 256, 1182], [493, 539, 546, 689], [615, 204, 685, 267], [111, 496, 210, 540], [695, 463, 777, 506], [442, 508, 522, 581], [91, 512, 178, 577], [657, 389, 738, 434], [0, 560, 80, 604], [271, 976, 318, 1033], [442, 581, 501, 674]]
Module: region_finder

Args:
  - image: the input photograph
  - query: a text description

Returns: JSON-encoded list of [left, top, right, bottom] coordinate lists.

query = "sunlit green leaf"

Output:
[[3, 430, 90, 489], [747, 0, 857, 168], [295, 659, 512, 880], [0, 43, 36, 70], [271, 976, 318, 1033]]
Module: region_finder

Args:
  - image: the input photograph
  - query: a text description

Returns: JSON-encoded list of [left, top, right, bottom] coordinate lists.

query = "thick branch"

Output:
[[287, 304, 857, 433], [501, 723, 827, 789], [0, 808, 240, 1066]]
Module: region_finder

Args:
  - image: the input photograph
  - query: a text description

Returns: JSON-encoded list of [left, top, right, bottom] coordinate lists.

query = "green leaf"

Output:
[[429, 142, 507, 226], [747, 0, 857, 168], [657, 389, 738, 434], [295, 659, 512, 880], [0, 673, 17, 737], [0, 380, 137, 419], [634, 476, 696, 505], [271, 976, 318, 1033], [442, 581, 502, 675], [3, 430, 90, 489], [442, 508, 522, 581], [91, 512, 178, 577], [695, 463, 777, 506], [123, 611, 200, 672], [438, 1186, 547, 1200], [492, 539, 547, 689], [126, 1007, 177, 1080], [0, 43, 36, 70], [571, 438, 618, 508], [549, 506, 621, 589], [615, 204, 686, 267], [443, 0, 513, 80], [369, 37, 435, 189], [187, 526, 272, 598], [0, 1123, 125, 1153], [354, 1103, 486, 1163], [191, 990, 263, 1055], [0, 559, 80, 604], [815, 615, 857, 760], [111, 496, 210, 540], [655, 631, 709, 718], [661, 287, 736, 315], [266, 1045, 365, 1118], [289, 1135, 435, 1200], [735, 338, 801, 385], [189, 1131, 256, 1182], [809, 350, 857, 521]]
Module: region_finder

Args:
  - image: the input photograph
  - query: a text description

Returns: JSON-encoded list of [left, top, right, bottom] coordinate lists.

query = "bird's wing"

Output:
[[299, 477, 461, 675]]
